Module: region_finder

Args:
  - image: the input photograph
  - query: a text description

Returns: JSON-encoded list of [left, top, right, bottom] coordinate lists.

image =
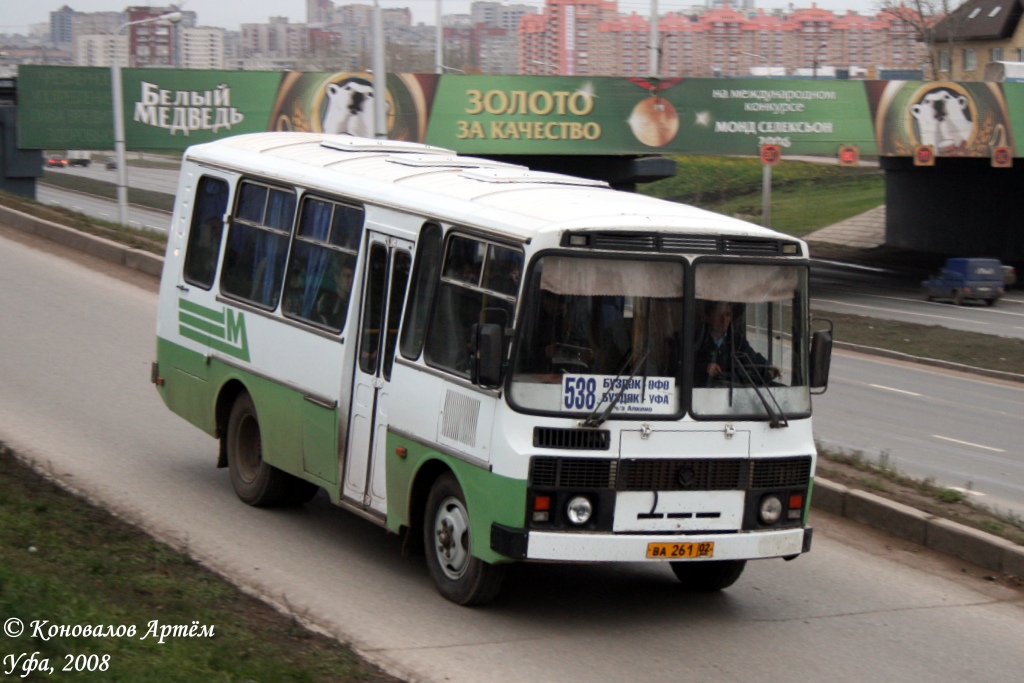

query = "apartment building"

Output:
[[519, 0, 621, 75], [179, 26, 225, 69], [74, 34, 125, 67], [528, 1, 927, 78]]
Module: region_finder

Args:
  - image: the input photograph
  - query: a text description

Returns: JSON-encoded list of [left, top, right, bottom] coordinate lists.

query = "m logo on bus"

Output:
[[177, 298, 250, 362]]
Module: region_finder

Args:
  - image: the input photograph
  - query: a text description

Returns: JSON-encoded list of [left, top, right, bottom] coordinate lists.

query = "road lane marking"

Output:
[[813, 299, 992, 325], [932, 435, 1005, 453], [868, 383, 922, 397]]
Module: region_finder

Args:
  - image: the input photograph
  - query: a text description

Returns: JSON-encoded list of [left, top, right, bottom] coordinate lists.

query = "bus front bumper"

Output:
[[491, 525, 812, 563]]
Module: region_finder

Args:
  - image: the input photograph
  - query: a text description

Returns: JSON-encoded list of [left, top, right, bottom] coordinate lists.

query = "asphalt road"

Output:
[[816, 351, 1024, 517], [47, 158, 181, 194], [36, 184, 172, 233], [811, 260, 1024, 340], [1, 228, 1022, 683]]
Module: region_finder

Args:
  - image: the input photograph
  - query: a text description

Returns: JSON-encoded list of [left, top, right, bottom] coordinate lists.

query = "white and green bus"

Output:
[[154, 132, 832, 605]]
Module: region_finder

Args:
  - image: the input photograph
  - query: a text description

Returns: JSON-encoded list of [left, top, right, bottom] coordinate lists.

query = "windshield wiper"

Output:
[[731, 350, 788, 429], [582, 350, 649, 428]]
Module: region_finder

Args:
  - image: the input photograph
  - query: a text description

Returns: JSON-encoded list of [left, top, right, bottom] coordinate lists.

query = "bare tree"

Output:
[[878, 0, 969, 79]]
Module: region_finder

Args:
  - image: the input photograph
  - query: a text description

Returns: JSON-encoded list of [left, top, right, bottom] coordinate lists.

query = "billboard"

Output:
[[15, 65, 1024, 160]]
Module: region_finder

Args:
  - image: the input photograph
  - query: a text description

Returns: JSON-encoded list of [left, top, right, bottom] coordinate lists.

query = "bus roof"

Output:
[[185, 133, 799, 248]]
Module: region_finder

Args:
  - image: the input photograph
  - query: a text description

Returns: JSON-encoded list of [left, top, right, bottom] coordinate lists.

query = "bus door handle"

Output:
[[177, 284, 190, 293]]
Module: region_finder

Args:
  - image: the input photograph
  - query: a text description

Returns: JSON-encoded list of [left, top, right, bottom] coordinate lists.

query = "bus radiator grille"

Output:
[[749, 456, 813, 489], [530, 457, 617, 489], [533, 427, 611, 450], [618, 459, 745, 491]]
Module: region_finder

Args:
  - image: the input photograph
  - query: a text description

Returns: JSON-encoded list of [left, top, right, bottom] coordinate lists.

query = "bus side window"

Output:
[[282, 196, 363, 332], [423, 234, 519, 379], [399, 223, 442, 360], [182, 176, 229, 290], [221, 181, 296, 309], [382, 250, 411, 381]]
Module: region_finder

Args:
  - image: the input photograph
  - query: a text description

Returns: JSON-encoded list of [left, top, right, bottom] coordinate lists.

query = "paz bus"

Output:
[[153, 132, 832, 605]]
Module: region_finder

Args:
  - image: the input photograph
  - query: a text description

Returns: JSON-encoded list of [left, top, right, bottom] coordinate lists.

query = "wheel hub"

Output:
[[433, 497, 470, 580]]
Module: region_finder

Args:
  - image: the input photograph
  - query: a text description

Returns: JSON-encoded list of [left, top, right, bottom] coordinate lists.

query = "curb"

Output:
[[813, 478, 1022, 579], [0, 203, 164, 278], [2, 200, 1020, 581]]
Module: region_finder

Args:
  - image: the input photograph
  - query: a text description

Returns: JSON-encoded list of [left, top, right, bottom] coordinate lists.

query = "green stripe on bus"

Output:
[[179, 311, 225, 338], [179, 298, 225, 323]]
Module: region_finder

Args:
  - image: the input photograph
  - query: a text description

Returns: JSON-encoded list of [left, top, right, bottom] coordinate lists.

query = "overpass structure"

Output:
[[12, 67, 1024, 260]]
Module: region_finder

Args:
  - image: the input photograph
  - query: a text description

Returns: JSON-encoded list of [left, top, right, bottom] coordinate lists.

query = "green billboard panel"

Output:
[[424, 76, 877, 156], [123, 70, 280, 147], [18, 65, 114, 150], [19, 66, 279, 150]]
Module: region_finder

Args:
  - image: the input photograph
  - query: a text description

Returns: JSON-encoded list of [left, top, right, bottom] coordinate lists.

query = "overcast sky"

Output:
[[6, 0, 883, 34]]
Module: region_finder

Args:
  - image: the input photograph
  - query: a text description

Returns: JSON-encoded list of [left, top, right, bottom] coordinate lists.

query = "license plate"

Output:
[[646, 542, 714, 559]]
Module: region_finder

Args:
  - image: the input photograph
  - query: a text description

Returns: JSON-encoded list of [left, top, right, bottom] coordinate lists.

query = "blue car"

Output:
[[923, 257, 1005, 306]]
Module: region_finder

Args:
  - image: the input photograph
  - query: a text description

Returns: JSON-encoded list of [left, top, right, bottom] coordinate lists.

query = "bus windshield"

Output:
[[508, 256, 810, 421], [691, 262, 810, 420], [509, 255, 685, 417]]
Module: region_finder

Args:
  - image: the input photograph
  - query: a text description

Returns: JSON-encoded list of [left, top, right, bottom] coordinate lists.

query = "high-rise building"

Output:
[[520, 0, 620, 75], [179, 27, 226, 69], [307, 0, 335, 25], [50, 5, 77, 47]]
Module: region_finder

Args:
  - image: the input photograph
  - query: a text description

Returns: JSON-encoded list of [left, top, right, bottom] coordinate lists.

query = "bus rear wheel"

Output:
[[670, 560, 746, 592], [227, 393, 316, 506], [423, 472, 505, 605]]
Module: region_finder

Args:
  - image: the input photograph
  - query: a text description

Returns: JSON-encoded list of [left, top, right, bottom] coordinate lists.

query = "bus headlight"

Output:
[[759, 494, 783, 525], [566, 496, 593, 525]]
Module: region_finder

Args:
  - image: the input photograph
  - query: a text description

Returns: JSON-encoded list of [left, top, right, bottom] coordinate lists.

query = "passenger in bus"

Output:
[[694, 301, 779, 387], [314, 261, 354, 329]]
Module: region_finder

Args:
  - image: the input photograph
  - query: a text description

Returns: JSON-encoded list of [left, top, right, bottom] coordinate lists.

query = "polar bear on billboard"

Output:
[[910, 88, 974, 150], [321, 77, 383, 137]]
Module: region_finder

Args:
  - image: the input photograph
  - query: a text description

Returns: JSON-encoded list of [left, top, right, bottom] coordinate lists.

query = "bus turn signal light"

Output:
[[532, 495, 551, 522]]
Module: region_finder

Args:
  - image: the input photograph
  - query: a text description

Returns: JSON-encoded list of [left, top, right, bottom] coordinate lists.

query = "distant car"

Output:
[[1003, 264, 1017, 288], [105, 158, 117, 170], [45, 155, 67, 168], [923, 257, 1005, 306]]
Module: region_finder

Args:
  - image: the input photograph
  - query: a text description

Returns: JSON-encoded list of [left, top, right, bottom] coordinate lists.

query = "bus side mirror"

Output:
[[809, 327, 833, 393], [470, 323, 503, 388]]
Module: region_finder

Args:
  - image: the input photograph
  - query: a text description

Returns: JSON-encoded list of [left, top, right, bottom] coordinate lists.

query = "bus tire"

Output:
[[226, 393, 290, 507], [423, 472, 505, 605], [670, 560, 746, 592]]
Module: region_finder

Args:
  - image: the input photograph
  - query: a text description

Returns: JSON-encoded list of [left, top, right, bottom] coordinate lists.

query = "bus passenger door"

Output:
[[343, 233, 412, 515]]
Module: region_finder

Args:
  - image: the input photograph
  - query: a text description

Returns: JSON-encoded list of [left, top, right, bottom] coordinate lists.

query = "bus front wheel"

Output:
[[423, 472, 505, 605], [226, 393, 316, 506], [670, 560, 746, 592]]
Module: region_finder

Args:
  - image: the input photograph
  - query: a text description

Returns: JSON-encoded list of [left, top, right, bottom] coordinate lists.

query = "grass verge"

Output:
[[0, 189, 166, 255], [0, 442, 400, 683], [812, 309, 1024, 377], [640, 155, 885, 237], [816, 445, 1024, 550], [41, 170, 176, 213]]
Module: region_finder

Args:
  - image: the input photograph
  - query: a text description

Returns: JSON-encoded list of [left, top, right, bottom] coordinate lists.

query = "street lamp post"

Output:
[[812, 41, 827, 80], [111, 11, 181, 225]]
